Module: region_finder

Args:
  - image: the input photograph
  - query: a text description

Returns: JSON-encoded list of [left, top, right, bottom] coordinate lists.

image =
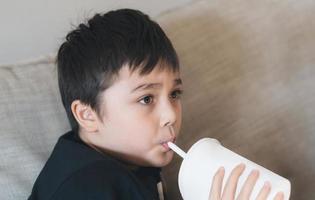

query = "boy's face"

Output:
[[94, 64, 182, 167]]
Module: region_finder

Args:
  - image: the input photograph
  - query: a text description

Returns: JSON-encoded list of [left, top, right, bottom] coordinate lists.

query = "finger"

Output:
[[273, 192, 284, 200], [209, 167, 225, 200], [256, 181, 271, 200], [221, 163, 246, 199], [237, 169, 260, 200]]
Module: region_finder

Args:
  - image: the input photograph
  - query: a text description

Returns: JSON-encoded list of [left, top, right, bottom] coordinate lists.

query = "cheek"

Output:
[[112, 106, 157, 139], [175, 103, 183, 133], [177, 102, 182, 117], [176, 102, 182, 117], [128, 114, 156, 136]]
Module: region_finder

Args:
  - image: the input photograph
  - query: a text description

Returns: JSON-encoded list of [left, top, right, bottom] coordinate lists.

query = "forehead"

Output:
[[115, 64, 181, 85]]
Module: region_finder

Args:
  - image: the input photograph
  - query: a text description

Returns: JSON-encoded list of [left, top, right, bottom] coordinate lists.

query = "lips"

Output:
[[161, 137, 176, 151]]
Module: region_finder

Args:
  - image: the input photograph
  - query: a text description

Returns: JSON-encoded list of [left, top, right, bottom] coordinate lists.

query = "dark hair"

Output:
[[57, 9, 179, 132]]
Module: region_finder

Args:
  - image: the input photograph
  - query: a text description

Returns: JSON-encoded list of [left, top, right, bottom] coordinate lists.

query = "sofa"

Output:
[[1, 0, 315, 199]]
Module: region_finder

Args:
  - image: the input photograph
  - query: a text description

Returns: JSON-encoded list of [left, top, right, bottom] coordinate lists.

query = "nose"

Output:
[[159, 99, 177, 129]]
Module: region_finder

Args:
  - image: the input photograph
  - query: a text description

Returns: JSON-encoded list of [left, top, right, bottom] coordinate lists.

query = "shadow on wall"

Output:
[[158, 1, 315, 200]]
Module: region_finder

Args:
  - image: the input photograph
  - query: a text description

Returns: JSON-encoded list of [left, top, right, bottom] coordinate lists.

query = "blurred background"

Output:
[[1, 0, 314, 200], [0, 0, 193, 65]]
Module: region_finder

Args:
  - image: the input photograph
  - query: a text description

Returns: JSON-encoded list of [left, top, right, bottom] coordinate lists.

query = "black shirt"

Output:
[[28, 131, 163, 200]]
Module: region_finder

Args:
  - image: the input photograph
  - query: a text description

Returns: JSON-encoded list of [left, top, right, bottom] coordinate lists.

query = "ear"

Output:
[[71, 100, 100, 133]]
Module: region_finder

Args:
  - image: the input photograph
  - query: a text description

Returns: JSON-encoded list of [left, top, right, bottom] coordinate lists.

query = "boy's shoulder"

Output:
[[28, 131, 161, 200]]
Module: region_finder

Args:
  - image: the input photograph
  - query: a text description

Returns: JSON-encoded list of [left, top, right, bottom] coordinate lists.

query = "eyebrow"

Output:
[[131, 78, 183, 93]]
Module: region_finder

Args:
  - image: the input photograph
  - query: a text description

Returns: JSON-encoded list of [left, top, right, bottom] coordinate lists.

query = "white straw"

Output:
[[168, 142, 187, 159]]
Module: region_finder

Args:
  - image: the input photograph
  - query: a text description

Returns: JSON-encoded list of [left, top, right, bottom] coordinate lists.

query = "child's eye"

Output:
[[139, 95, 154, 105], [170, 89, 183, 100]]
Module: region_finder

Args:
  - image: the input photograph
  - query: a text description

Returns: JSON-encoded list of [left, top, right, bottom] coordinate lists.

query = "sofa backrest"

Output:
[[0, 57, 70, 200]]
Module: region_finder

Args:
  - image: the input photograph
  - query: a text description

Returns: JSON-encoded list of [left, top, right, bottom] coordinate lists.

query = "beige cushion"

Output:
[[158, 1, 315, 200], [0, 57, 70, 200]]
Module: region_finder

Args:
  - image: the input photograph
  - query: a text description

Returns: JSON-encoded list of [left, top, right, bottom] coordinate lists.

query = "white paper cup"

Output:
[[176, 138, 291, 200]]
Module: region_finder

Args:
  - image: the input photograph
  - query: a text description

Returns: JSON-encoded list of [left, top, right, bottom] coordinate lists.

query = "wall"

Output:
[[0, 0, 192, 65]]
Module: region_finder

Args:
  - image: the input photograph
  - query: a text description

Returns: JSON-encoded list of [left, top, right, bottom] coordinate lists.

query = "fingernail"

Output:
[[215, 166, 225, 176], [264, 181, 271, 189], [251, 169, 260, 176], [276, 191, 284, 198], [238, 163, 246, 170], [218, 166, 225, 173]]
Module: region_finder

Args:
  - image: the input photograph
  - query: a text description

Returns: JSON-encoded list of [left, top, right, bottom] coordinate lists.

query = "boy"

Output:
[[28, 9, 283, 200], [28, 8, 182, 200]]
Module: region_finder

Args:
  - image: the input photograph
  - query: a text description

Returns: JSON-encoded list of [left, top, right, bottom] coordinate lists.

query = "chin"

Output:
[[150, 150, 174, 167]]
